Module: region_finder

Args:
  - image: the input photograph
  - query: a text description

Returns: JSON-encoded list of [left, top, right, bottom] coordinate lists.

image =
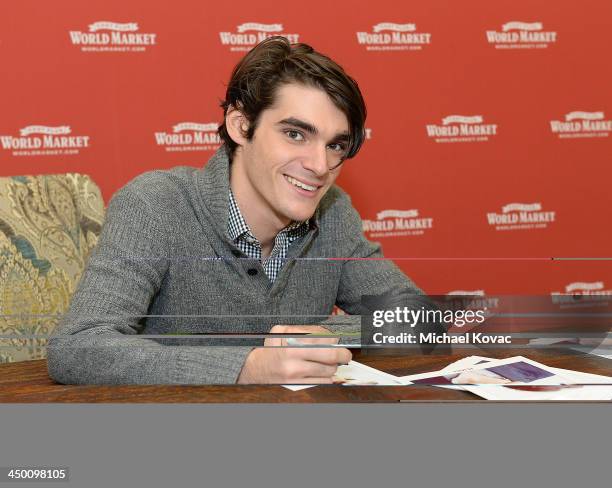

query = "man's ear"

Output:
[[225, 104, 250, 146]]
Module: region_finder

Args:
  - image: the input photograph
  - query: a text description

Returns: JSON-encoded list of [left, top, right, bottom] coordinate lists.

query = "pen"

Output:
[[285, 337, 362, 348]]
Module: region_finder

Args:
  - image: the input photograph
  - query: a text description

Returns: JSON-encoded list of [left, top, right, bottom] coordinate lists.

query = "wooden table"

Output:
[[0, 348, 610, 402]]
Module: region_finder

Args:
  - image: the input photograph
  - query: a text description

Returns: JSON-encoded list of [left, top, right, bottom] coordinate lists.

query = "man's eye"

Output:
[[285, 130, 304, 141], [328, 142, 346, 152]]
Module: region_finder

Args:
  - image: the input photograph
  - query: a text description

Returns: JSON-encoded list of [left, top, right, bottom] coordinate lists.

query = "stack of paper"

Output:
[[281, 355, 612, 400], [399, 355, 612, 401]]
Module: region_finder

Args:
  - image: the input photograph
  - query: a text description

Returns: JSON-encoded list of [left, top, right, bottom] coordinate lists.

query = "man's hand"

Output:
[[237, 325, 352, 384]]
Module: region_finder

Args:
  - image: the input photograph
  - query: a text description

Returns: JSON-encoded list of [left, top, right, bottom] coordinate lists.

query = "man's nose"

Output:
[[302, 144, 329, 177]]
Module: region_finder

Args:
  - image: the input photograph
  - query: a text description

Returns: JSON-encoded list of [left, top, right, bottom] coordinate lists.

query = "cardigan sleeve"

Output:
[[47, 186, 252, 385]]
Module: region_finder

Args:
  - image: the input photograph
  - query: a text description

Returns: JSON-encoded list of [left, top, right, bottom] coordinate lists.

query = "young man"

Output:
[[47, 37, 423, 384]]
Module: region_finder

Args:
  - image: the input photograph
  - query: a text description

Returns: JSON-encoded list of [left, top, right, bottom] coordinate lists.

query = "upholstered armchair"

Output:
[[0, 174, 105, 362]]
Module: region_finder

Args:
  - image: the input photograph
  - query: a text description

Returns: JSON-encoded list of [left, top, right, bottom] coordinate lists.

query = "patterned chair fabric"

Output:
[[0, 174, 105, 363]]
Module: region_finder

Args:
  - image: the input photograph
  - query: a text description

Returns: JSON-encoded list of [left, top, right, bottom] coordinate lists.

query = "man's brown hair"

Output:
[[218, 36, 367, 162]]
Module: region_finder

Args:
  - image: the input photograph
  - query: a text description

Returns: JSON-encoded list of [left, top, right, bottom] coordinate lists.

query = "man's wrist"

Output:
[[236, 347, 261, 384]]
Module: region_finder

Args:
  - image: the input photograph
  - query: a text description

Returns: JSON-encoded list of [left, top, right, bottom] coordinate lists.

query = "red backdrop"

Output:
[[1, 0, 611, 297]]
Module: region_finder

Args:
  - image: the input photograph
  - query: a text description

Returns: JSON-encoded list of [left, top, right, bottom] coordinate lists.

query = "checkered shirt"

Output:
[[227, 189, 309, 282]]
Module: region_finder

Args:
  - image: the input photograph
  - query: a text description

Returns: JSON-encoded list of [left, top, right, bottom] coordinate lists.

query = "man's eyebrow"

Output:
[[332, 132, 350, 142], [277, 117, 318, 135], [277, 117, 349, 141]]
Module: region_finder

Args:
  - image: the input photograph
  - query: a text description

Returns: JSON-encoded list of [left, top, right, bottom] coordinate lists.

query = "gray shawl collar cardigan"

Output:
[[48, 147, 421, 384]]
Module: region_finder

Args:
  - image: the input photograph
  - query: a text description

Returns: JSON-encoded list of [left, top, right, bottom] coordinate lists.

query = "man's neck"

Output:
[[229, 154, 289, 254]]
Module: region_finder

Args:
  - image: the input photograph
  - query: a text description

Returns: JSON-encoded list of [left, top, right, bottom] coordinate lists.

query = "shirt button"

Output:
[[247, 268, 258, 276]]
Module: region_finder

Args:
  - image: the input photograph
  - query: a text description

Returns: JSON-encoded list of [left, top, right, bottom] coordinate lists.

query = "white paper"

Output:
[[398, 356, 496, 391], [454, 356, 612, 401], [399, 355, 612, 400], [549, 366, 612, 383], [282, 360, 403, 391], [439, 355, 495, 372]]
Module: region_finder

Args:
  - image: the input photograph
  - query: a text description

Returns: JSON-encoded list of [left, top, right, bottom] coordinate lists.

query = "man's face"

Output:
[[232, 83, 350, 228]]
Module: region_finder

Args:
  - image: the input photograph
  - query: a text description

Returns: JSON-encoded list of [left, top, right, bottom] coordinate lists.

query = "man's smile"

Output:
[[283, 174, 321, 195]]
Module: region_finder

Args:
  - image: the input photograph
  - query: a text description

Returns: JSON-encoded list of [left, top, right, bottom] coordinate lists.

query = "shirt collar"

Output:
[[227, 188, 252, 242], [227, 188, 309, 243]]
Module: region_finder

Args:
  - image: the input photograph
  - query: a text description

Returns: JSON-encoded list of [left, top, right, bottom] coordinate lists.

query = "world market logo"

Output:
[[0, 125, 90, 156], [486, 21, 557, 49], [69, 21, 157, 52], [356, 22, 432, 51], [445, 290, 500, 320], [486, 202, 555, 231], [551, 281, 612, 307], [219, 22, 300, 51], [425, 115, 498, 143], [549, 111, 611, 139], [362, 209, 433, 238], [154, 122, 221, 152]]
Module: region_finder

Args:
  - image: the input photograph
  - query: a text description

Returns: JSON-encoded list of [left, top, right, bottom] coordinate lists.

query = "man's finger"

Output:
[[272, 325, 335, 337], [287, 336, 339, 345], [299, 362, 338, 378], [291, 346, 352, 365]]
